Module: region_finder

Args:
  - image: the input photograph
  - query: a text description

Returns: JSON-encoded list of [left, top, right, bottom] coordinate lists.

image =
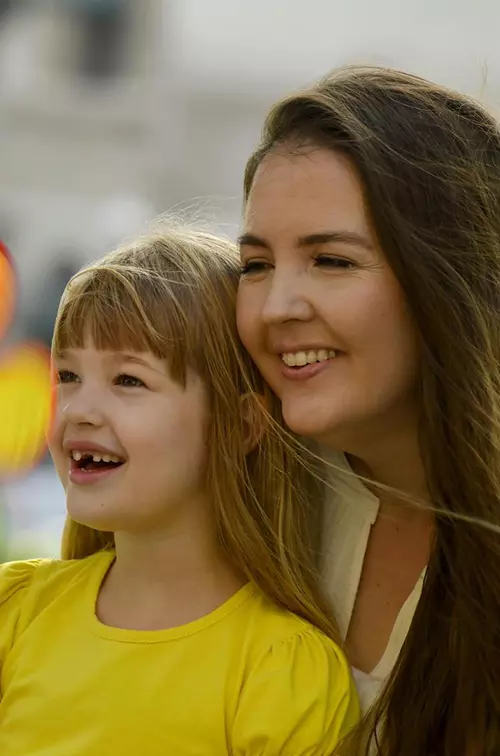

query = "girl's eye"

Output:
[[114, 373, 145, 388], [240, 260, 271, 276], [314, 255, 355, 269], [57, 369, 78, 384]]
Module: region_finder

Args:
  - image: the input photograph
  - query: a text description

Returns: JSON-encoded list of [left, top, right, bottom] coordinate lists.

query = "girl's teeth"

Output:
[[281, 349, 336, 367], [71, 451, 122, 463]]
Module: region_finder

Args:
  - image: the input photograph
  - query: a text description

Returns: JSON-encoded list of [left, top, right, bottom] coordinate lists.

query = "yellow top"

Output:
[[0, 550, 358, 755]]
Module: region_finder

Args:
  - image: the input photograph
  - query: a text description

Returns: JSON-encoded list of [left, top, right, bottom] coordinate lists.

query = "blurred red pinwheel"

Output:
[[0, 242, 54, 478]]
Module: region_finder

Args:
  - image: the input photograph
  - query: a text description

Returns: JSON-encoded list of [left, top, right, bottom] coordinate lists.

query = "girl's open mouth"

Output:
[[69, 451, 126, 485]]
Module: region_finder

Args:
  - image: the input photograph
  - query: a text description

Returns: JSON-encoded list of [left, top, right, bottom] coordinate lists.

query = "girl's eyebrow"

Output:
[[115, 353, 156, 370], [52, 349, 69, 360], [53, 350, 156, 371]]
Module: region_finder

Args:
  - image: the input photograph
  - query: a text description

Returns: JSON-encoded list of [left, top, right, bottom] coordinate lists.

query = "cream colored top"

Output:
[[321, 453, 425, 713]]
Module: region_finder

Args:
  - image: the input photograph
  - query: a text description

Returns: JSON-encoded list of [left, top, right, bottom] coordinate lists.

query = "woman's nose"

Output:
[[261, 270, 314, 325]]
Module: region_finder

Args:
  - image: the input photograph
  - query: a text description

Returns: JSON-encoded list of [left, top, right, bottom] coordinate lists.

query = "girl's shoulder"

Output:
[[0, 550, 112, 658], [0, 547, 111, 588], [0, 549, 112, 622], [232, 594, 360, 752], [245, 591, 352, 690]]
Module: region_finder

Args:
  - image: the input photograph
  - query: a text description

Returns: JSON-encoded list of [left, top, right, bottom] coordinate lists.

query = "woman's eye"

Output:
[[240, 260, 271, 276], [114, 373, 145, 388], [314, 255, 355, 269], [57, 369, 78, 384]]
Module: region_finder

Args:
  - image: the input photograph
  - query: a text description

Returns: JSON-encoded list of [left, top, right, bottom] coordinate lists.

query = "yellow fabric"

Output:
[[0, 550, 359, 755]]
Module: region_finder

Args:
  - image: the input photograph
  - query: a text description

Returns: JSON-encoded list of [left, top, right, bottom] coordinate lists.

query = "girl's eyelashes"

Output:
[[57, 369, 78, 384], [56, 370, 146, 388], [113, 373, 146, 388]]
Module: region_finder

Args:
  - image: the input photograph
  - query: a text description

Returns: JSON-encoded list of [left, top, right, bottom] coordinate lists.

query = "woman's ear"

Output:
[[240, 392, 269, 454]]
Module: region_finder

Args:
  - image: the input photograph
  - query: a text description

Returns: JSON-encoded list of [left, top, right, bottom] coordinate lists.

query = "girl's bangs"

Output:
[[53, 265, 195, 383]]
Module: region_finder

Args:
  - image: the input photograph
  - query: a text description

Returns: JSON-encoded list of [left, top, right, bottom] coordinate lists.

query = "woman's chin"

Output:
[[281, 403, 367, 454], [282, 407, 338, 443], [282, 397, 338, 436]]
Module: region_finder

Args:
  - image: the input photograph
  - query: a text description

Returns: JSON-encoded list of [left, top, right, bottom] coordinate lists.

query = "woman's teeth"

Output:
[[281, 349, 336, 367], [71, 451, 122, 464]]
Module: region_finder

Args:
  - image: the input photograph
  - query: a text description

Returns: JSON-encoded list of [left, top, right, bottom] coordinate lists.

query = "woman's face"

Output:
[[236, 147, 420, 451]]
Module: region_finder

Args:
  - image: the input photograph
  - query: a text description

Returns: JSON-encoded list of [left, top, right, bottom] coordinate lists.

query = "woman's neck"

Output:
[[348, 449, 429, 510], [342, 411, 430, 516]]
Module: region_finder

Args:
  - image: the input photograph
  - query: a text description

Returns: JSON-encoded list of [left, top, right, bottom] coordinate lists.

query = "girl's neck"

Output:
[[97, 510, 245, 632]]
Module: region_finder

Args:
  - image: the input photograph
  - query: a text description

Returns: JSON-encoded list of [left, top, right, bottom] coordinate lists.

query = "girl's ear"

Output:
[[240, 392, 269, 454]]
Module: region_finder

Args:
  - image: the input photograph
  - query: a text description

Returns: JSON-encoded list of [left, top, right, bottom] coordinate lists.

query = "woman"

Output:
[[236, 66, 500, 755]]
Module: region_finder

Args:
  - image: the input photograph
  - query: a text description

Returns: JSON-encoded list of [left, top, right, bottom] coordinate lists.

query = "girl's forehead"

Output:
[[55, 307, 166, 354], [55, 344, 162, 367]]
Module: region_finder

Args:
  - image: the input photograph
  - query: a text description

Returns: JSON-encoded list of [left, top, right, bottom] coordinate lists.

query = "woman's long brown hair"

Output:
[[244, 66, 500, 755]]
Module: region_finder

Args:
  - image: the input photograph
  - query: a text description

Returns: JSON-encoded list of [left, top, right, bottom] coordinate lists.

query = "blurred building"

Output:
[[0, 0, 167, 337], [0, 0, 283, 344]]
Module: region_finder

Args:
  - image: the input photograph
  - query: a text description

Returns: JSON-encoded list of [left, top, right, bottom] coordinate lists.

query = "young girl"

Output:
[[0, 226, 358, 755]]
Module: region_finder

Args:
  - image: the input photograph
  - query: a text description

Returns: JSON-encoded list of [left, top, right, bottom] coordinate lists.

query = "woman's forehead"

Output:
[[243, 149, 373, 250]]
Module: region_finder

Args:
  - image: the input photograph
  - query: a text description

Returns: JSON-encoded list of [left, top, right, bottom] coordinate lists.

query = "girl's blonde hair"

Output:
[[53, 224, 338, 642]]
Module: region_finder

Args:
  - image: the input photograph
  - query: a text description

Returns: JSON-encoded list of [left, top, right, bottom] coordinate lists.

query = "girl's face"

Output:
[[49, 340, 210, 535], [236, 148, 420, 453]]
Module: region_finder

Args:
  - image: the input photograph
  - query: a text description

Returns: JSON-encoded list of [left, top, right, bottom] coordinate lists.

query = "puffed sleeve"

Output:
[[0, 560, 41, 667], [232, 627, 359, 755]]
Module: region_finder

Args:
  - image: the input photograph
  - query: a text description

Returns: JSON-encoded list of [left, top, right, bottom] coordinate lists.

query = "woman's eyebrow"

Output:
[[296, 231, 374, 251], [237, 232, 269, 249], [237, 230, 374, 251]]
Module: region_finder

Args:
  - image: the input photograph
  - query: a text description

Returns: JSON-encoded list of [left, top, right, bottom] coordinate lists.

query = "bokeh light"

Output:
[[0, 245, 53, 478], [0, 242, 15, 340]]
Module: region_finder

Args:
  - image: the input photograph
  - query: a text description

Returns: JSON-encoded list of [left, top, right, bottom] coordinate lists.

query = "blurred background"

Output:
[[1, 0, 498, 559]]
